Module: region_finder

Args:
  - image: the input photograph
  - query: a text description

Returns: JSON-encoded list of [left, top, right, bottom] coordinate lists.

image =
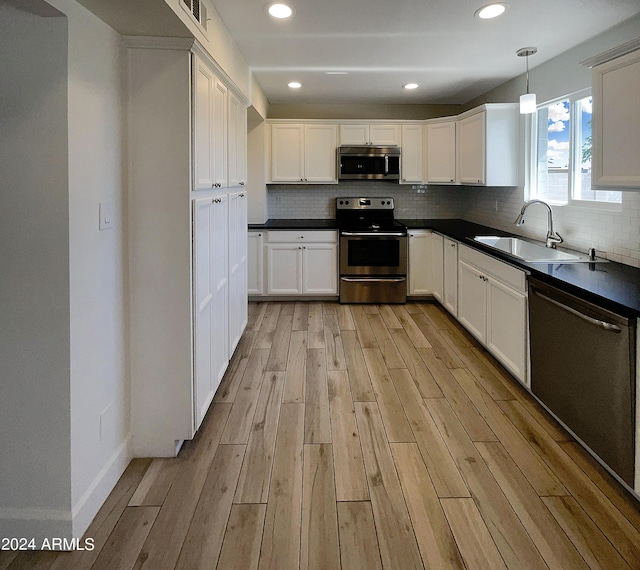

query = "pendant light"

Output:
[[516, 47, 537, 114]]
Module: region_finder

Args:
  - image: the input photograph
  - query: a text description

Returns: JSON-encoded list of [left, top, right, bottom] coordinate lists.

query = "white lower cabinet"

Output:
[[431, 232, 444, 302], [248, 231, 264, 295], [458, 244, 528, 385], [443, 237, 458, 317], [265, 231, 338, 295], [228, 191, 248, 354], [408, 230, 434, 296], [193, 195, 229, 430]]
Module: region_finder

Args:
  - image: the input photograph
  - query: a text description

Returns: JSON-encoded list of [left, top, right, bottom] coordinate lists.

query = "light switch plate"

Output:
[[99, 201, 113, 230]]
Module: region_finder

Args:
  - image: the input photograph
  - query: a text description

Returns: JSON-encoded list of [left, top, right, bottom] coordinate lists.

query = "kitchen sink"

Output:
[[472, 236, 604, 263]]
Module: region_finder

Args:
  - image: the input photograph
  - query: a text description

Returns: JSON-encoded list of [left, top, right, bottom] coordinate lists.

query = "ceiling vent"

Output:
[[181, 0, 209, 30]]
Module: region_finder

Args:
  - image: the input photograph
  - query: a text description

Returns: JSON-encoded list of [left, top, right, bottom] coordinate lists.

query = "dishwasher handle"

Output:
[[532, 289, 622, 333]]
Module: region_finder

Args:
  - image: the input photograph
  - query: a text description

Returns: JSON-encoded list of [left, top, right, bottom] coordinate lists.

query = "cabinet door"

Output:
[[425, 122, 456, 183], [339, 124, 369, 145], [457, 112, 485, 185], [408, 231, 432, 295], [304, 124, 338, 182], [193, 198, 214, 428], [443, 238, 458, 316], [228, 192, 248, 354], [267, 243, 302, 294], [248, 231, 264, 295], [431, 233, 444, 302], [302, 243, 338, 294], [228, 92, 246, 188], [369, 124, 401, 145], [457, 260, 487, 343], [271, 124, 305, 182], [193, 57, 214, 190], [192, 196, 228, 429], [212, 77, 228, 188], [487, 278, 528, 385], [592, 49, 640, 189], [211, 195, 229, 387], [400, 124, 423, 184]]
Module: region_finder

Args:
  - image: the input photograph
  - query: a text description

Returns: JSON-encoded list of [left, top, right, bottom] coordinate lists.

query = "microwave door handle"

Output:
[[384, 155, 389, 175]]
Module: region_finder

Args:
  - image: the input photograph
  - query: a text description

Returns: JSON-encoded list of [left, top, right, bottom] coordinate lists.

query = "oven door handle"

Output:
[[341, 231, 406, 237], [340, 277, 406, 283]]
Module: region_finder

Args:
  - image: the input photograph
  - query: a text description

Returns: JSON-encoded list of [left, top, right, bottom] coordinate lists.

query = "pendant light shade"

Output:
[[520, 93, 537, 114], [516, 47, 537, 114]]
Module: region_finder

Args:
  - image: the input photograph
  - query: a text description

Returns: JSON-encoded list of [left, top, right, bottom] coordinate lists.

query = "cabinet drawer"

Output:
[[459, 244, 526, 292], [266, 230, 338, 243]]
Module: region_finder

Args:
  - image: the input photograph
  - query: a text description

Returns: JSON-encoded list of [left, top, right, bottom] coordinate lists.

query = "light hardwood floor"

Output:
[[4, 301, 640, 570]]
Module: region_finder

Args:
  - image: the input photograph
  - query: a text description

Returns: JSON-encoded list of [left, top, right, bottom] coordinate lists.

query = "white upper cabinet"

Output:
[[400, 124, 424, 184], [194, 56, 227, 190], [425, 104, 519, 187], [456, 112, 485, 184], [456, 104, 519, 186], [228, 91, 247, 188], [193, 52, 247, 191], [339, 123, 401, 146], [270, 123, 338, 183], [590, 47, 640, 189], [304, 124, 338, 182], [425, 120, 456, 184]]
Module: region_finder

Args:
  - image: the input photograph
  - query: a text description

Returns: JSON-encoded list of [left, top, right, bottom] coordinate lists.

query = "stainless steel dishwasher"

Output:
[[528, 277, 636, 486]]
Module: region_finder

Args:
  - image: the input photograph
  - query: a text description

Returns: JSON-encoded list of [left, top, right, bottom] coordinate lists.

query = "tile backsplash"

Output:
[[266, 182, 640, 268], [267, 181, 467, 220]]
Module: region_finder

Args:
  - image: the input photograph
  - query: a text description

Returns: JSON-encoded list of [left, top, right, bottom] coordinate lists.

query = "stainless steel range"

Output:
[[336, 197, 408, 304]]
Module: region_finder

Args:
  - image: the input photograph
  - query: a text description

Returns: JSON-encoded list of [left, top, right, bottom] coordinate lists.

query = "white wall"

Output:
[[0, 3, 73, 540], [0, 0, 131, 541], [51, 0, 131, 536]]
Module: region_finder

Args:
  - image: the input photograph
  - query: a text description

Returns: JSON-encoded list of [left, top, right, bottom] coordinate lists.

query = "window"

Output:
[[532, 90, 621, 205]]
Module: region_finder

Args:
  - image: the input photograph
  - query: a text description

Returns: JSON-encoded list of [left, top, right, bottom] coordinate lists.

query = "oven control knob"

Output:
[[339, 200, 343, 205], [345, 200, 349, 204]]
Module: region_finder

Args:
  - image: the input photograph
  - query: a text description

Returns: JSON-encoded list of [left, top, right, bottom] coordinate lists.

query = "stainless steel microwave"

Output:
[[338, 146, 401, 180]]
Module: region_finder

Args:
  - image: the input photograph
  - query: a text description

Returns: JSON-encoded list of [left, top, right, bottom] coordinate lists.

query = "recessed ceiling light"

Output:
[[288, 81, 302, 89], [267, 3, 293, 19], [403, 83, 419, 90], [474, 2, 509, 19]]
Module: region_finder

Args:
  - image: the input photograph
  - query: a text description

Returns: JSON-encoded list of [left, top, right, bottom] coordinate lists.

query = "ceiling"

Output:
[[210, 0, 640, 105]]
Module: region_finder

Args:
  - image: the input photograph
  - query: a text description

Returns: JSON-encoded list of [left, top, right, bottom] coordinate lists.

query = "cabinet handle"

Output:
[[298, 246, 302, 249], [239, 194, 245, 198], [239, 181, 245, 186], [450, 243, 456, 248]]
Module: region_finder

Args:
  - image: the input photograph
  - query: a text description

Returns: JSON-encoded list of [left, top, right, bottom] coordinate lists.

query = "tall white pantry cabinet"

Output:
[[127, 38, 248, 457]]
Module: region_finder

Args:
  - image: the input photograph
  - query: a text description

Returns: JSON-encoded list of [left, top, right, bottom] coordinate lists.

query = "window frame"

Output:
[[527, 88, 621, 210]]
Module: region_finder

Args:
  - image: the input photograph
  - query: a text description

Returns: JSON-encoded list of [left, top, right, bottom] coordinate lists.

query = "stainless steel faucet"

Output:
[[514, 199, 563, 248]]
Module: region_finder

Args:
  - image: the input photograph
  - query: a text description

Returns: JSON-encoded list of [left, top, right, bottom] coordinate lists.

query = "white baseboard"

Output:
[[71, 434, 132, 539]]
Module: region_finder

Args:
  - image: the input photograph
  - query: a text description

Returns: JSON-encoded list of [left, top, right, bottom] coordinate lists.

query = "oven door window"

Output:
[[348, 239, 400, 267]]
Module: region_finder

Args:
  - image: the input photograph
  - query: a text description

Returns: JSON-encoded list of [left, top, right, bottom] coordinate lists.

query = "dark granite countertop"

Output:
[[248, 219, 338, 230], [248, 218, 640, 315], [401, 219, 640, 316]]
